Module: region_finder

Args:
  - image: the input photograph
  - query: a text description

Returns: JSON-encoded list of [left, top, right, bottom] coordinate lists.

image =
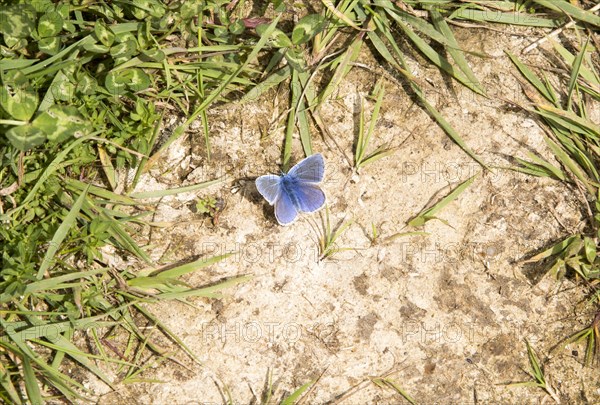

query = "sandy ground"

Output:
[[93, 25, 600, 404]]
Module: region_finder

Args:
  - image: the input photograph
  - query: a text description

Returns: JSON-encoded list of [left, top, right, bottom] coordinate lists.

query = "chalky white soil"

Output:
[[95, 26, 599, 404]]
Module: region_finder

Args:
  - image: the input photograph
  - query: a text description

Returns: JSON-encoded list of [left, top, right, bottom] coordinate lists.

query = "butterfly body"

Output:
[[256, 154, 326, 226]]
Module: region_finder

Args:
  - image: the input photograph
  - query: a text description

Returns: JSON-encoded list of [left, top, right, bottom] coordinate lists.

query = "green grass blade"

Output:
[[0, 318, 85, 398], [537, 107, 598, 138], [525, 340, 545, 384], [450, 9, 561, 27], [280, 380, 315, 405], [1, 133, 95, 221], [566, 37, 589, 110], [367, 24, 489, 170], [513, 154, 566, 181], [0, 361, 21, 404], [241, 65, 292, 104], [105, 216, 152, 263], [23, 268, 107, 298], [22, 357, 43, 405], [522, 235, 579, 263], [533, 0, 600, 27], [147, 15, 282, 170], [417, 93, 489, 169], [321, 0, 365, 31], [394, 18, 483, 95], [506, 52, 558, 105], [150, 254, 232, 279], [362, 81, 385, 164], [409, 173, 478, 227], [544, 137, 596, 194], [20, 312, 117, 388], [64, 178, 138, 205], [315, 35, 363, 108], [131, 114, 163, 190], [355, 96, 366, 166], [550, 40, 599, 84], [37, 184, 90, 280], [155, 275, 251, 300], [97, 146, 117, 191], [368, 26, 490, 170], [371, 377, 416, 405], [429, 9, 485, 96], [297, 71, 314, 158], [132, 303, 201, 364], [383, 231, 429, 244]]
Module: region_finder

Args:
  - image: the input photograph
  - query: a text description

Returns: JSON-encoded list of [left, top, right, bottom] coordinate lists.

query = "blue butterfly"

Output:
[[256, 153, 326, 225]]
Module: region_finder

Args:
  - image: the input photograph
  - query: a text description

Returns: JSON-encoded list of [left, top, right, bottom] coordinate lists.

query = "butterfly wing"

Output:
[[294, 183, 326, 213], [287, 153, 324, 184], [255, 175, 281, 205], [274, 187, 298, 225]]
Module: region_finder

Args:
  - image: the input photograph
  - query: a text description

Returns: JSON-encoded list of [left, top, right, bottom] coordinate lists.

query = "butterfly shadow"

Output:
[[232, 175, 282, 226]]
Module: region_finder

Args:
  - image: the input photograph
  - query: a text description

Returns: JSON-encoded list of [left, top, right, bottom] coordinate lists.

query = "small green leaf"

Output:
[[104, 71, 128, 95], [3, 34, 27, 49], [38, 11, 63, 38], [257, 24, 292, 48], [292, 14, 325, 45], [5, 124, 46, 151], [583, 236, 597, 264], [0, 5, 35, 38], [0, 84, 38, 120], [284, 48, 306, 72], [180, 2, 201, 20], [56, 3, 70, 19], [31, 105, 87, 144], [83, 42, 110, 53], [229, 19, 245, 35], [105, 68, 150, 95], [127, 68, 151, 92], [48, 71, 76, 102], [94, 20, 115, 47], [141, 48, 165, 62], [38, 36, 61, 55], [76, 73, 97, 95], [110, 39, 137, 59]]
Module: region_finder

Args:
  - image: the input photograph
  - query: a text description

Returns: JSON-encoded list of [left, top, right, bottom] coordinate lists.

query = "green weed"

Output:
[[506, 340, 560, 403], [313, 206, 353, 260], [354, 79, 395, 171]]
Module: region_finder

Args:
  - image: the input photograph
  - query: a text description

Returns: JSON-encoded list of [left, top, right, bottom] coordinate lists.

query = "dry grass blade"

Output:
[[321, 0, 366, 31], [129, 177, 228, 199]]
